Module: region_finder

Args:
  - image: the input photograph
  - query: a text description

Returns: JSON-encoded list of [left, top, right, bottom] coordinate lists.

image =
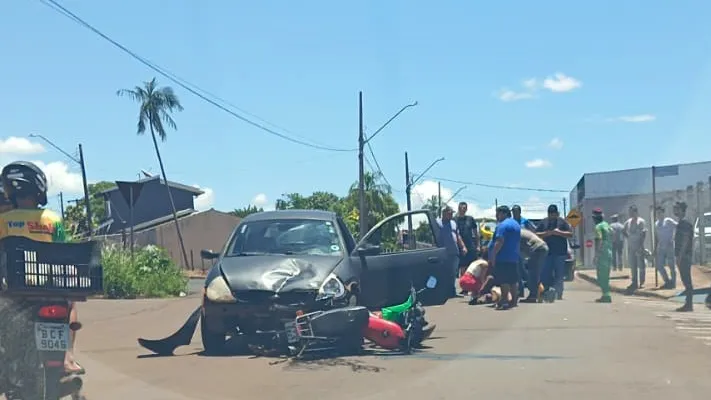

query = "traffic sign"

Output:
[[585, 239, 593, 248], [566, 209, 582, 228]]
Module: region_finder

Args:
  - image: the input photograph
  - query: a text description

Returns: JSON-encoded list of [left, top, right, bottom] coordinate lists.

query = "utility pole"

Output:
[[404, 152, 414, 248], [697, 181, 705, 265], [356, 94, 419, 239], [437, 182, 442, 212], [78, 144, 93, 239], [357, 91, 366, 239], [59, 192, 65, 219], [495, 198, 498, 209]]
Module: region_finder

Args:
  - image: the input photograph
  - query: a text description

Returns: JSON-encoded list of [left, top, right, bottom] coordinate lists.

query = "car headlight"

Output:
[[205, 275, 237, 303], [316, 273, 346, 300]]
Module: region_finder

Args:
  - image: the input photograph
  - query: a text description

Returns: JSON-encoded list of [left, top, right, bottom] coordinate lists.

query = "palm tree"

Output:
[[116, 78, 190, 268]]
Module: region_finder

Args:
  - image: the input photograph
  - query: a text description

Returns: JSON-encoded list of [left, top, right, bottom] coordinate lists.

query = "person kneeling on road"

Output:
[[459, 259, 493, 304], [0, 161, 84, 375]]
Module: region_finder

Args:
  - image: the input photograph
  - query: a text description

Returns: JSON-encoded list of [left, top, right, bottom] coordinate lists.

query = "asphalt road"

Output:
[[77, 280, 711, 399]]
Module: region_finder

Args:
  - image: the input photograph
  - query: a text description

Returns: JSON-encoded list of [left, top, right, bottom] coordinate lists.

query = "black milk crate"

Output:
[[0, 236, 103, 296]]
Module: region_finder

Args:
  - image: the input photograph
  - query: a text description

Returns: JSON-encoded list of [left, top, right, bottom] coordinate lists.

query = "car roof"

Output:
[[241, 209, 338, 223]]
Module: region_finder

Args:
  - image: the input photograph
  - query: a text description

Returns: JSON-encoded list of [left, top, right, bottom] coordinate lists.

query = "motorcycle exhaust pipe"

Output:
[[58, 376, 83, 397]]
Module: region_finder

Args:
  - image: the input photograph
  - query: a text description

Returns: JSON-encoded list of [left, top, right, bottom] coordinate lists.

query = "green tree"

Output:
[[275, 191, 341, 211], [421, 195, 440, 214], [340, 172, 400, 242], [116, 78, 190, 268], [63, 181, 116, 235], [231, 205, 264, 218]]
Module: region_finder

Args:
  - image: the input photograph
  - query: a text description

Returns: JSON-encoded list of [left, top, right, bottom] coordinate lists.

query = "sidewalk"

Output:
[[577, 265, 711, 300]]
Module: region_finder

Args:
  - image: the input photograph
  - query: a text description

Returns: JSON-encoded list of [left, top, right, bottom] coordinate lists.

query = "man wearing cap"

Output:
[[623, 204, 647, 291], [592, 208, 613, 303], [489, 205, 521, 309], [437, 206, 467, 298], [536, 204, 573, 300], [609, 214, 625, 271]]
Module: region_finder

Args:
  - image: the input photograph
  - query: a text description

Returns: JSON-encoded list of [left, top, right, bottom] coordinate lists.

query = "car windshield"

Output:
[[226, 218, 344, 257]]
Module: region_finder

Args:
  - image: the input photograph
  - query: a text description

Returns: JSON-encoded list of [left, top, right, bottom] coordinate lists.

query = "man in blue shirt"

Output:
[[512, 205, 536, 231], [489, 205, 521, 309]]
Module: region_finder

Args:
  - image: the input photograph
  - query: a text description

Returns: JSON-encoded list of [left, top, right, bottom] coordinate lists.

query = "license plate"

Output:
[[284, 321, 299, 344], [34, 322, 70, 351]]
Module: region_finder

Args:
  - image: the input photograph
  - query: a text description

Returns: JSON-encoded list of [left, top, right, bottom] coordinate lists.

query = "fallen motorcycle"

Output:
[[0, 236, 103, 400], [138, 276, 438, 358], [284, 275, 438, 357]]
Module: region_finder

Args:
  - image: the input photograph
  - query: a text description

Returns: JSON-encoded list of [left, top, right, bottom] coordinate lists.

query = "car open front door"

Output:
[[351, 210, 449, 308]]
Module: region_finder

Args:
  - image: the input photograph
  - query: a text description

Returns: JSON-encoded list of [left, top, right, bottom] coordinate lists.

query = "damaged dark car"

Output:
[[198, 209, 449, 354]]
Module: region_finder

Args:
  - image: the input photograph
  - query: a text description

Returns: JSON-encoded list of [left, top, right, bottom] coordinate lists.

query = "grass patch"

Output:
[[102, 244, 188, 299]]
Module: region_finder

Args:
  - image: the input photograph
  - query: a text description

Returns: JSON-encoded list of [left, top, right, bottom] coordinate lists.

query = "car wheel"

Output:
[[200, 313, 226, 355]]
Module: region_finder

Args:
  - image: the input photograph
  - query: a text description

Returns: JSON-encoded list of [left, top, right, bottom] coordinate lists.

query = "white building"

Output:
[[569, 161, 711, 266]]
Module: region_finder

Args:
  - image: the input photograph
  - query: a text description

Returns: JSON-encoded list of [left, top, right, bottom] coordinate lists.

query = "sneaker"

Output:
[[595, 296, 612, 303], [676, 304, 693, 312]]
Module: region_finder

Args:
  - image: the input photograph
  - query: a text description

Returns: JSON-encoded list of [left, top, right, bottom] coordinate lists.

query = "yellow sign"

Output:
[[566, 209, 582, 228]]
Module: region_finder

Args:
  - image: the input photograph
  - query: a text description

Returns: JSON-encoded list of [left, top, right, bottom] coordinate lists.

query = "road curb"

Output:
[[575, 271, 673, 300]]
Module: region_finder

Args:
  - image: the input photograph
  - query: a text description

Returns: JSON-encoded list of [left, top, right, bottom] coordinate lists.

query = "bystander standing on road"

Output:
[[654, 206, 677, 289], [536, 204, 573, 300], [437, 206, 467, 298], [673, 201, 694, 312], [512, 205, 536, 231], [623, 205, 647, 291], [609, 214, 625, 271], [489, 205, 521, 310], [518, 228, 549, 303], [592, 208, 613, 303], [455, 202, 479, 291]]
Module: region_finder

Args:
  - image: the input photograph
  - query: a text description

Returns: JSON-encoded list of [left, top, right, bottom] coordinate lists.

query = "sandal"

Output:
[[64, 360, 86, 375]]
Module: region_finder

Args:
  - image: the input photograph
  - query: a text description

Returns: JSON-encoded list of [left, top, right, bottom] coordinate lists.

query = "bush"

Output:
[[101, 244, 188, 299]]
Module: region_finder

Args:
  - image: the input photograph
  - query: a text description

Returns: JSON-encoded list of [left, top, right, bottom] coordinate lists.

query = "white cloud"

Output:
[[548, 137, 564, 150], [525, 159, 553, 168], [251, 193, 272, 209], [405, 180, 496, 220], [611, 114, 656, 123], [495, 89, 535, 102], [542, 73, 582, 93], [31, 160, 83, 196], [0, 137, 46, 154], [192, 185, 215, 211]]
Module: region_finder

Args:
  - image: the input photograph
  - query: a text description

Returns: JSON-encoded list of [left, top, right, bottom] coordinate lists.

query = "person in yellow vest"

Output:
[[0, 161, 83, 374]]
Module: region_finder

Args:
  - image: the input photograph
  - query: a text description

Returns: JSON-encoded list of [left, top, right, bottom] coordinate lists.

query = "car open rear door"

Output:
[[350, 210, 449, 308]]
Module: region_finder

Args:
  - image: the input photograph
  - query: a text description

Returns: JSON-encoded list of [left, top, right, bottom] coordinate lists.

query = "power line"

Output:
[[365, 142, 393, 191], [40, 0, 356, 153], [417, 175, 569, 193]]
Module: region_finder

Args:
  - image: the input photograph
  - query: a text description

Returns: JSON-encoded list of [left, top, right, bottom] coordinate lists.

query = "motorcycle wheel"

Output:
[[2, 301, 59, 400]]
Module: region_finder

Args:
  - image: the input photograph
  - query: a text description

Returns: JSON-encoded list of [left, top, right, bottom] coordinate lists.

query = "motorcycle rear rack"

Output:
[[294, 311, 333, 341]]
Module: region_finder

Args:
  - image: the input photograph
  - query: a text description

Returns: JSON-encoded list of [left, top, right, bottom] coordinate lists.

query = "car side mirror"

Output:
[[570, 244, 581, 250], [356, 243, 381, 256], [200, 249, 220, 260]]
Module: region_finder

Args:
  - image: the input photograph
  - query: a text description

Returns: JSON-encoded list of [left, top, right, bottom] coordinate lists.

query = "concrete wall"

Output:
[[99, 209, 241, 270]]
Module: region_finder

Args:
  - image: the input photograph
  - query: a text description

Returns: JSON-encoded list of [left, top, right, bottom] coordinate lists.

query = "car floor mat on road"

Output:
[[137, 307, 201, 356]]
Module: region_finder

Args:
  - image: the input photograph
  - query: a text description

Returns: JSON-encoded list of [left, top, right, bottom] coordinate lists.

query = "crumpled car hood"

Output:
[[218, 255, 342, 293]]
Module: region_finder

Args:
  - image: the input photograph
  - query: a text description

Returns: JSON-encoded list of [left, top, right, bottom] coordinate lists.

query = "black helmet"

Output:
[[1, 161, 48, 206]]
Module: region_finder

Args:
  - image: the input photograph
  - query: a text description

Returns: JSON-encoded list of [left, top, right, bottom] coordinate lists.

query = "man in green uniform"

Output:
[[593, 208, 613, 303]]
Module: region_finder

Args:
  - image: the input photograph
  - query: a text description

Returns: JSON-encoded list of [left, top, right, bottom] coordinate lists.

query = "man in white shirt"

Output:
[[655, 206, 677, 289], [623, 205, 647, 290]]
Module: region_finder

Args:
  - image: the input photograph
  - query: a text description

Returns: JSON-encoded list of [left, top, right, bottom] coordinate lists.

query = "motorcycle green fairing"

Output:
[[380, 293, 414, 322]]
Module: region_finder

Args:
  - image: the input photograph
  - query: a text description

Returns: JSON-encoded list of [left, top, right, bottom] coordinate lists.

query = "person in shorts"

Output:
[[488, 205, 521, 310]]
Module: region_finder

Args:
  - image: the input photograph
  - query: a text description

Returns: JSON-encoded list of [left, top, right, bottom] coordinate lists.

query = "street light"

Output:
[[357, 94, 418, 237], [411, 157, 445, 189], [28, 133, 93, 238], [404, 155, 444, 249]]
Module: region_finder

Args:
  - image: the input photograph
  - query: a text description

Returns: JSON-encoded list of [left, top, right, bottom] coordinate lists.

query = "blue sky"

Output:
[[2, 0, 711, 219]]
